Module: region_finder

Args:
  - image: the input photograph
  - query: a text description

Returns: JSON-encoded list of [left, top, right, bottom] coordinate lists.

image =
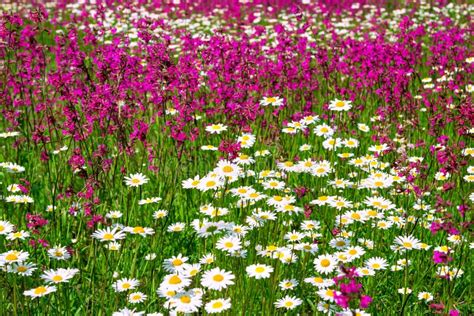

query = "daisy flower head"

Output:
[[274, 295, 303, 310], [167, 222, 186, 233], [24, 285, 56, 299], [113, 278, 140, 292], [417, 291, 433, 302], [182, 264, 201, 278], [260, 96, 284, 107], [124, 173, 149, 187], [6, 230, 30, 241], [7, 184, 21, 193], [124, 226, 154, 236], [279, 279, 299, 290], [163, 254, 189, 273], [214, 160, 242, 178], [0, 131, 20, 138], [107, 242, 121, 251], [397, 288, 412, 295], [0, 220, 15, 235], [0, 250, 29, 265], [329, 99, 352, 111], [200, 253, 216, 265], [169, 290, 203, 314], [394, 235, 421, 251], [345, 246, 366, 260], [106, 211, 123, 219], [205, 298, 232, 313], [3, 162, 25, 173], [7, 262, 37, 276], [317, 288, 338, 302], [5, 195, 34, 204], [138, 196, 162, 205], [255, 149, 271, 157], [238, 133, 256, 148], [92, 227, 126, 242], [314, 124, 335, 137], [368, 143, 389, 154], [153, 209, 168, 219], [41, 268, 79, 284], [246, 264, 274, 279], [197, 176, 225, 192], [182, 176, 201, 189], [205, 123, 227, 134], [304, 276, 335, 288], [129, 292, 147, 304], [161, 274, 191, 291], [201, 267, 235, 291], [357, 267, 376, 277], [358, 123, 370, 132], [365, 257, 388, 270], [48, 246, 71, 261], [216, 236, 242, 253], [314, 254, 338, 275]]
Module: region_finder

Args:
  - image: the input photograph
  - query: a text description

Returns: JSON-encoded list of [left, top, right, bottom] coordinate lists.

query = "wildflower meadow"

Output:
[[0, 0, 472, 315]]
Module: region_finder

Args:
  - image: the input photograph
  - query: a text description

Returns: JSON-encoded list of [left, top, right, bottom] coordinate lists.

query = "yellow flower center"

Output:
[[335, 101, 345, 107], [103, 233, 114, 240], [320, 259, 331, 267], [267, 245, 277, 251], [122, 283, 131, 289], [266, 97, 277, 103], [169, 275, 181, 285], [6, 253, 18, 261], [34, 287, 47, 295], [368, 210, 377, 217], [212, 301, 223, 309], [222, 166, 233, 173], [172, 259, 183, 266], [17, 266, 27, 272], [133, 226, 145, 234], [52, 275, 63, 282], [213, 274, 224, 282], [255, 267, 265, 273], [180, 295, 191, 304], [206, 181, 216, 187], [351, 213, 361, 220]]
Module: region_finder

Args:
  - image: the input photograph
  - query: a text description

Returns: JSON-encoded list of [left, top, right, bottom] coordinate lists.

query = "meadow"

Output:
[[0, 0, 472, 315]]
